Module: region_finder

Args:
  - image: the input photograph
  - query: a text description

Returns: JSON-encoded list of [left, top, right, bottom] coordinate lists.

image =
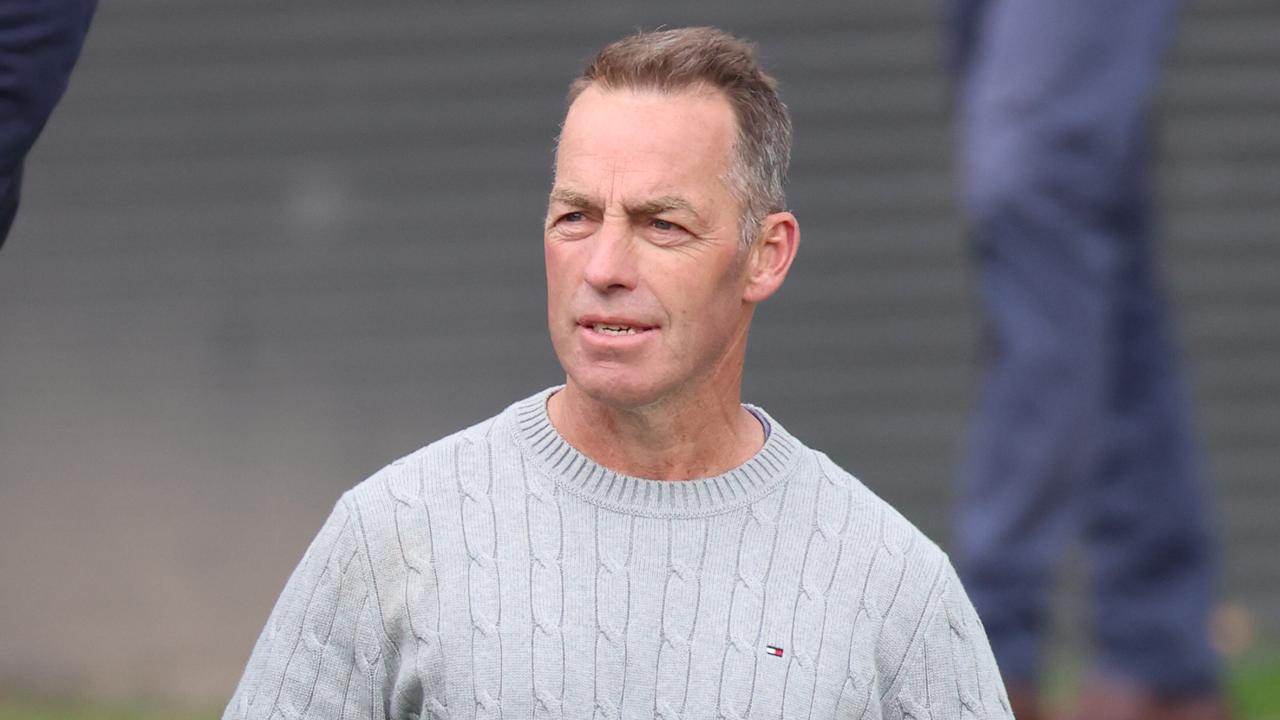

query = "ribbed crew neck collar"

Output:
[[510, 387, 801, 518]]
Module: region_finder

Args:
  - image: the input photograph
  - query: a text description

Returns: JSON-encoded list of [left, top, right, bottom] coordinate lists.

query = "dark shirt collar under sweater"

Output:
[[511, 387, 802, 519]]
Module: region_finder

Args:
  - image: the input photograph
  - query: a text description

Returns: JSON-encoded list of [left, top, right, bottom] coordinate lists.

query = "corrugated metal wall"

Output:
[[0, 0, 1275, 704], [1162, 0, 1280, 656]]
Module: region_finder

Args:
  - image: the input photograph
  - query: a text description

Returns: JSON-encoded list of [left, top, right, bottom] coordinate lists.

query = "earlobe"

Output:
[[743, 212, 800, 304]]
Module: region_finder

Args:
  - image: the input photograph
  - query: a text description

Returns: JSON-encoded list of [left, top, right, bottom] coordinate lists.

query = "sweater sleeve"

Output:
[[223, 494, 393, 720], [888, 561, 1013, 719]]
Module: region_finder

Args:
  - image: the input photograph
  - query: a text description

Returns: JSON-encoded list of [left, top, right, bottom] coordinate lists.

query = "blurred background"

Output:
[[1, 0, 1277, 717]]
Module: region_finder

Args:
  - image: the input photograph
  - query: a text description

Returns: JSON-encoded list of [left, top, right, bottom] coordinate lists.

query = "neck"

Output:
[[547, 379, 765, 481]]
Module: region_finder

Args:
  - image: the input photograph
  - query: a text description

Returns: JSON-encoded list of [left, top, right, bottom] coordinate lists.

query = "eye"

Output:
[[549, 210, 593, 240], [651, 218, 684, 233]]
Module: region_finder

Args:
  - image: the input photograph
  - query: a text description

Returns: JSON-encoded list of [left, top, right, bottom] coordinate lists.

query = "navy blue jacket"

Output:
[[0, 0, 96, 248]]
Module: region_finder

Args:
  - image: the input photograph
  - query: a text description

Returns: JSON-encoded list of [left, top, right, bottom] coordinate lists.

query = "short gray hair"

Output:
[[566, 27, 792, 246]]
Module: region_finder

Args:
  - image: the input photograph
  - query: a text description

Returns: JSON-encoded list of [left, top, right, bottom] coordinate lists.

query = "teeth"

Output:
[[593, 324, 637, 335]]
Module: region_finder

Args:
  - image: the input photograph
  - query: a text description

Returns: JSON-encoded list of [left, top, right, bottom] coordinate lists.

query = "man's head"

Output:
[[545, 27, 799, 412], [567, 27, 792, 247]]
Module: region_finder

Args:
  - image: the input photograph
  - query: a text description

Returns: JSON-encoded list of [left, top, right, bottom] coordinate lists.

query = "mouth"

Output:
[[577, 316, 657, 338], [591, 323, 640, 336]]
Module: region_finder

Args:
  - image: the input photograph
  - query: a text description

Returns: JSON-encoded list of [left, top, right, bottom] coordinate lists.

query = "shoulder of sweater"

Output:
[[807, 448, 948, 568], [321, 409, 509, 647], [340, 407, 509, 515]]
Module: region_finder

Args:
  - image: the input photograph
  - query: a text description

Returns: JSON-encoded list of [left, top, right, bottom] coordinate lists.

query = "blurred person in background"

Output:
[[945, 2, 1227, 718], [224, 27, 1013, 719], [0, 0, 96, 249]]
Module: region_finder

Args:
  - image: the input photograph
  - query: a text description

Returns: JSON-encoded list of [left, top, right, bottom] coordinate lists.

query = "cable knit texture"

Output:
[[225, 387, 1012, 719]]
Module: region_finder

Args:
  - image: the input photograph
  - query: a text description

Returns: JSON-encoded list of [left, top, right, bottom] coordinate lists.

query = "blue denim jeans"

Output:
[[946, 0, 1220, 695]]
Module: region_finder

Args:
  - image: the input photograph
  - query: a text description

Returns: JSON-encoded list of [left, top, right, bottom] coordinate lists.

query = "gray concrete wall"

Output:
[[1, 0, 1276, 705]]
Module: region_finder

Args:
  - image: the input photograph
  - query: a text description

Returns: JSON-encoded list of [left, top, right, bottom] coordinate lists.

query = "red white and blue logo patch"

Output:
[[765, 645, 784, 657]]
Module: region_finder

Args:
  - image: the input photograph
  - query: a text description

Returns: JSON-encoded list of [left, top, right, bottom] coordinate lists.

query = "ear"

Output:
[[743, 211, 800, 304]]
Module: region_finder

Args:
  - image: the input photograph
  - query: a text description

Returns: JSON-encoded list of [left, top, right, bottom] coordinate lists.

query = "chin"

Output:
[[564, 365, 671, 411]]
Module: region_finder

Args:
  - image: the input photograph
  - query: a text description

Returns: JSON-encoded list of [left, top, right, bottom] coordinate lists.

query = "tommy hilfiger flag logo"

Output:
[[765, 645, 784, 657]]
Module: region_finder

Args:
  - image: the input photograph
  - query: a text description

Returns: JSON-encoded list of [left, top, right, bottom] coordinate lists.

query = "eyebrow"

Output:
[[630, 196, 700, 220], [548, 189, 707, 225], [547, 189, 596, 210]]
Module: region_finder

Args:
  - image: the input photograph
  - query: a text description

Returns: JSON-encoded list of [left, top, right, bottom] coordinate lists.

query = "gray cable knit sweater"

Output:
[[225, 388, 1012, 719]]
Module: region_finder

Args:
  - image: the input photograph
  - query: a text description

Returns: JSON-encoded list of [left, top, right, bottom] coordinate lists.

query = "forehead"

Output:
[[553, 85, 738, 199]]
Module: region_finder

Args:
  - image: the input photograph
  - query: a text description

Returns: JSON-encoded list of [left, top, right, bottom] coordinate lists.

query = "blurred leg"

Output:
[[1087, 143, 1220, 697], [951, 0, 1111, 689], [949, 0, 1215, 697]]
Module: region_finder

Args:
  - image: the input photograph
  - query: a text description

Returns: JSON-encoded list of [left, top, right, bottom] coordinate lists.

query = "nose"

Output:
[[583, 216, 638, 292]]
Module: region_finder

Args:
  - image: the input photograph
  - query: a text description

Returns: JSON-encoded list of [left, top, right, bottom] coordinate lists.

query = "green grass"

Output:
[[1230, 655, 1280, 720]]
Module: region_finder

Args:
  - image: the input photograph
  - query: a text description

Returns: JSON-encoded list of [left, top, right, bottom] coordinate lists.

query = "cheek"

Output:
[[544, 246, 575, 296], [663, 266, 743, 341], [694, 251, 749, 306]]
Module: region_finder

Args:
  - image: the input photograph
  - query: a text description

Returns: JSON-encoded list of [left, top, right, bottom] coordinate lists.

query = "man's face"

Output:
[[545, 85, 755, 410]]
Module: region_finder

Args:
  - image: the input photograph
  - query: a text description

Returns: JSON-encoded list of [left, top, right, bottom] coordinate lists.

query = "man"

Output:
[[945, 2, 1226, 718], [225, 28, 1011, 719]]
